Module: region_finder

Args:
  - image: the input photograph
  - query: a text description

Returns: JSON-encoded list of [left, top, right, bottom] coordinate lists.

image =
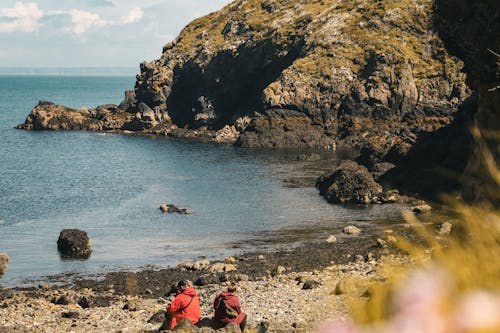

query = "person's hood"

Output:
[[182, 286, 198, 297], [220, 291, 237, 300]]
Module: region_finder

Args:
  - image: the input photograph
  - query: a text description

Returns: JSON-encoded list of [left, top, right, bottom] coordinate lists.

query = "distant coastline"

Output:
[[0, 67, 137, 77]]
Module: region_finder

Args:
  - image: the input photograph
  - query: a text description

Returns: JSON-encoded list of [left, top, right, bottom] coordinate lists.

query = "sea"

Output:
[[0, 72, 406, 287]]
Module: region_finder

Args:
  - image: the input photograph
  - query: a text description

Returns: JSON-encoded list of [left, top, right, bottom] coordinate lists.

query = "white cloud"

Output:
[[68, 9, 107, 35], [0, 2, 44, 33], [121, 7, 143, 24]]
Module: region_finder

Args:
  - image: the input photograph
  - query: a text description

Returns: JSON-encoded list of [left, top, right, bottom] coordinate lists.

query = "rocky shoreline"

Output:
[[1, 223, 418, 332]]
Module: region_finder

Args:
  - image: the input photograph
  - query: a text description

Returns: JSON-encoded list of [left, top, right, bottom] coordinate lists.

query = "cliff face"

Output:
[[433, 0, 499, 202], [129, 0, 468, 149], [18, 0, 471, 153]]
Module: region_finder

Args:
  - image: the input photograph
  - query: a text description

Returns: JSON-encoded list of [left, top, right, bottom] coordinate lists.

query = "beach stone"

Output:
[[61, 311, 79, 319], [437, 222, 452, 235], [411, 204, 432, 214], [233, 274, 249, 282], [0, 253, 9, 278], [194, 276, 214, 286], [377, 238, 387, 248], [224, 256, 237, 264], [57, 229, 92, 259], [316, 160, 383, 204], [302, 280, 321, 290], [78, 296, 90, 309], [326, 235, 337, 243], [342, 226, 361, 235], [272, 266, 286, 276], [209, 263, 237, 273], [192, 260, 210, 270]]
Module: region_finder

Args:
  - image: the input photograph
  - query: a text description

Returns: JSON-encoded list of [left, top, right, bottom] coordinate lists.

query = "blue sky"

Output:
[[0, 1, 232, 67]]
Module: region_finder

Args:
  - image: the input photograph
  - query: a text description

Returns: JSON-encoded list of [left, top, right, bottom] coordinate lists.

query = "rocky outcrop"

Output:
[[0, 252, 8, 278], [130, 0, 468, 149], [377, 1, 499, 201], [17, 0, 469, 153], [316, 160, 382, 204], [433, 0, 499, 203], [57, 229, 93, 259], [15, 100, 133, 131]]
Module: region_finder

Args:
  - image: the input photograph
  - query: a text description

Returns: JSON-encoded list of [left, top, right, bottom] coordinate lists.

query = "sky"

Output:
[[0, 0, 233, 67]]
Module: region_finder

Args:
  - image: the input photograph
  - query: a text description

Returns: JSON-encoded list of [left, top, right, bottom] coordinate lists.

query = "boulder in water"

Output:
[[57, 229, 92, 259], [0, 252, 9, 278]]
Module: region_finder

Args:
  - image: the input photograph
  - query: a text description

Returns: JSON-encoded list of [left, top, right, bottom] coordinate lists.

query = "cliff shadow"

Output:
[[166, 38, 305, 129], [381, 95, 476, 199]]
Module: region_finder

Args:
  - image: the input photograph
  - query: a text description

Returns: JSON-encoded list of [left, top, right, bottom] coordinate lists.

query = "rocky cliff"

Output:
[[18, 0, 469, 152], [434, 0, 499, 202], [378, 0, 499, 200]]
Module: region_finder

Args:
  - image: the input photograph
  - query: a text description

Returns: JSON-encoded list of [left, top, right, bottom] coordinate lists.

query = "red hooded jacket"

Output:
[[213, 291, 246, 326], [166, 286, 201, 329]]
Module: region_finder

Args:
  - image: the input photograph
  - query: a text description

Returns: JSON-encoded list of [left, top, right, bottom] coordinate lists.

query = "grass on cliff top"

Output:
[[161, 0, 465, 99]]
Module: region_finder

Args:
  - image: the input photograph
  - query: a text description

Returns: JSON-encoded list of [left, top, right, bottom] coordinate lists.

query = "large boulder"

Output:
[[57, 229, 93, 259], [0, 252, 9, 278], [316, 160, 383, 204]]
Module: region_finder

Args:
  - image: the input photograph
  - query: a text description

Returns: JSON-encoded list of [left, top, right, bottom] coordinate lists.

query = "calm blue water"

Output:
[[0, 75, 405, 287]]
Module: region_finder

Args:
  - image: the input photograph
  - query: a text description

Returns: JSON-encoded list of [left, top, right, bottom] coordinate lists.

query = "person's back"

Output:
[[213, 283, 247, 332], [161, 280, 201, 331]]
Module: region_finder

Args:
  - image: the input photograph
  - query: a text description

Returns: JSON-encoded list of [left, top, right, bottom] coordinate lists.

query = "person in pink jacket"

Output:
[[213, 282, 247, 332], [160, 279, 201, 331]]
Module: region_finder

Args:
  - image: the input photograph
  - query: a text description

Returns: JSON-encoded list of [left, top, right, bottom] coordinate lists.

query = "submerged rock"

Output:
[[57, 229, 92, 259]]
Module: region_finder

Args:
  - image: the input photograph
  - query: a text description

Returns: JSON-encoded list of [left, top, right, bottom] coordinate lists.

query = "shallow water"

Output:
[[0, 75, 407, 287]]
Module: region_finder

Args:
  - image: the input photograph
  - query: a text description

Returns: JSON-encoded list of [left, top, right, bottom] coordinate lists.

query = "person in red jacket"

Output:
[[213, 282, 247, 332], [160, 279, 201, 331]]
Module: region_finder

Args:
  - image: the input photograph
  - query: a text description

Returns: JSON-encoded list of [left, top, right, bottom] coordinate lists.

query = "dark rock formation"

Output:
[[57, 229, 92, 259], [17, 0, 469, 153], [433, 0, 500, 203], [159, 204, 191, 214], [316, 160, 382, 204], [0, 253, 8, 278], [15, 100, 134, 131]]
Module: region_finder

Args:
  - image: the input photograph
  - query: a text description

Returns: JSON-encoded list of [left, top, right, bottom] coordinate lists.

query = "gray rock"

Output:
[[57, 229, 92, 259], [326, 235, 337, 243], [342, 225, 361, 235]]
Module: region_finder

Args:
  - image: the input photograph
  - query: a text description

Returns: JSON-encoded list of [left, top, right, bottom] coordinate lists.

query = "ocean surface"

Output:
[[0, 75, 406, 287]]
